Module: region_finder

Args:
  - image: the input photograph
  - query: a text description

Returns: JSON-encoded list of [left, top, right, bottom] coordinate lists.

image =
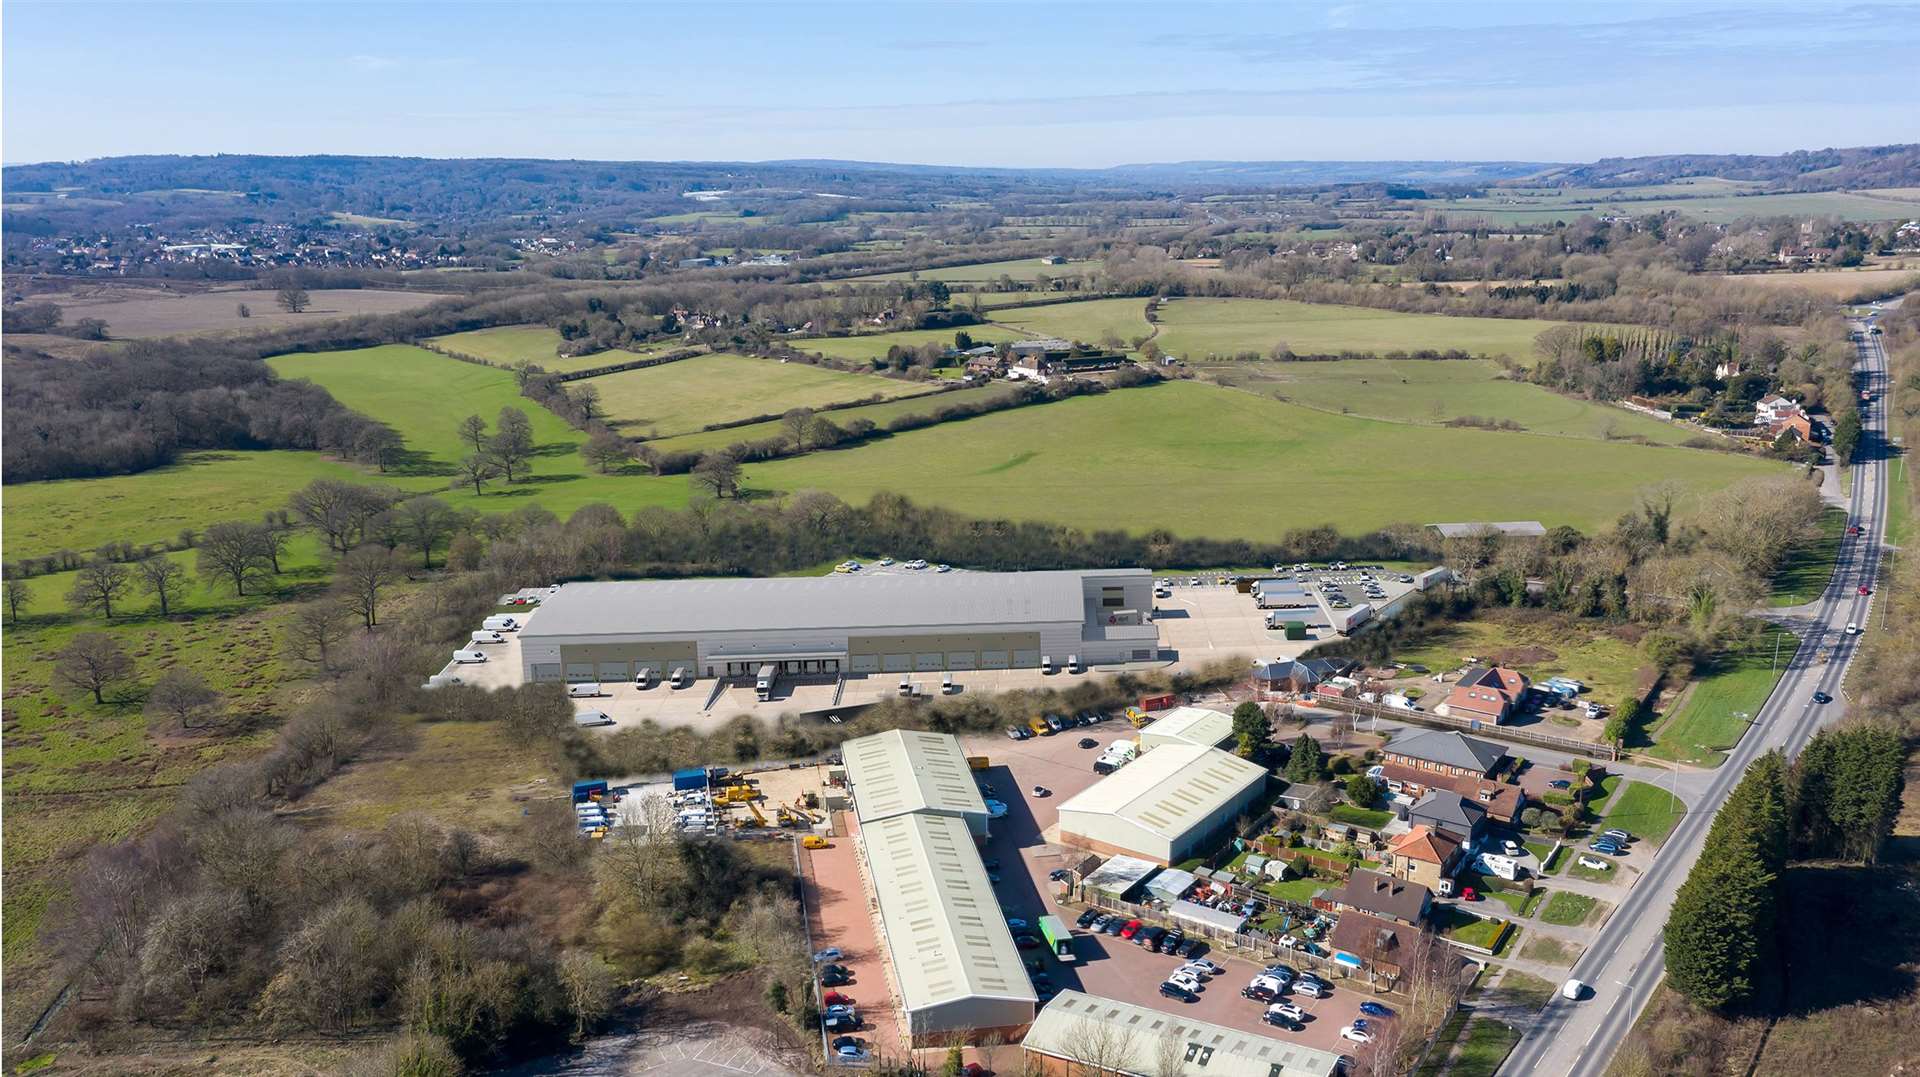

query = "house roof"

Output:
[[1383, 729, 1506, 773], [1378, 765, 1523, 822], [1250, 657, 1345, 684], [1409, 791, 1488, 833], [1056, 745, 1268, 842], [843, 729, 988, 824], [1388, 825, 1463, 864], [1024, 990, 1343, 1077], [1328, 911, 1422, 968], [861, 812, 1036, 1013], [1326, 869, 1431, 923], [1460, 666, 1528, 698]]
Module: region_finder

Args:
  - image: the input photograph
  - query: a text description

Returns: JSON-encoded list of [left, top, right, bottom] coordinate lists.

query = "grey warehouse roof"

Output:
[[843, 729, 988, 824], [521, 569, 1146, 638], [1025, 990, 1341, 1077], [1429, 521, 1548, 538], [1386, 729, 1507, 773]]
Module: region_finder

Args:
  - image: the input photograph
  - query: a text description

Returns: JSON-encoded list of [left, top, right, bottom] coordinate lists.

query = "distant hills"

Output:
[[1521, 144, 1920, 191]]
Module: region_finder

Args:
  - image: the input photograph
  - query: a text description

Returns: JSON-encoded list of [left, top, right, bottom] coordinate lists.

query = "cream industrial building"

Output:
[[1137, 706, 1236, 751], [838, 730, 1035, 1044], [517, 569, 1158, 683], [1024, 991, 1341, 1077], [1056, 743, 1270, 865]]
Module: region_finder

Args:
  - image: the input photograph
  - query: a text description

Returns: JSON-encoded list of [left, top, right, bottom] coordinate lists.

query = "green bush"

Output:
[[683, 938, 739, 974]]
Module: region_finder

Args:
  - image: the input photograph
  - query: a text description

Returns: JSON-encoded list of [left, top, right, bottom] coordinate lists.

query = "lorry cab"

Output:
[[899, 675, 914, 697], [755, 664, 777, 702]]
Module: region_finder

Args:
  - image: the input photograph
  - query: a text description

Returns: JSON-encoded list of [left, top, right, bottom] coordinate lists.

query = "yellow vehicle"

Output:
[[802, 835, 831, 849], [747, 801, 769, 826], [1028, 715, 1050, 736], [1125, 707, 1150, 728], [967, 755, 991, 771]]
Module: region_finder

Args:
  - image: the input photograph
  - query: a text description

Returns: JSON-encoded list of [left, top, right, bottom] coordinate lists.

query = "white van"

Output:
[[669, 666, 691, 689], [1068, 655, 1083, 674], [421, 672, 465, 689], [634, 668, 653, 689], [482, 615, 519, 632], [942, 672, 956, 694], [568, 682, 604, 698], [573, 709, 614, 728], [899, 675, 914, 698], [451, 650, 488, 664], [470, 630, 506, 645], [1041, 655, 1055, 674]]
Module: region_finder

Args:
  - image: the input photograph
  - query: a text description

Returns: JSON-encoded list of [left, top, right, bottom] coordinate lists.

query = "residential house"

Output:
[[1436, 666, 1529, 724], [1382, 826, 1464, 891], [1323, 868, 1431, 926], [1328, 911, 1424, 978], [1406, 792, 1489, 847], [1378, 765, 1524, 824], [1754, 394, 1803, 426], [1382, 730, 1507, 781], [1250, 657, 1349, 694]]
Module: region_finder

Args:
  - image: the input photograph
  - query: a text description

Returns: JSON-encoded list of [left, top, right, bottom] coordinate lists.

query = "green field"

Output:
[[581, 352, 935, 438], [644, 383, 1024, 456], [1566, 854, 1616, 882], [1422, 186, 1920, 225], [427, 324, 568, 365], [990, 297, 1154, 346], [1154, 297, 1580, 362], [751, 380, 1784, 540], [853, 257, 1105, 283], [1539, 891, 1602, 926], [1603, 781, 1687, 844], [1446, 1019, 1523, 1077], [1770, 508, 1847, 606], [3, 450, 367, 561], [1388, 613, 1649, 707], [793, 324, 1024, 363], [1201, 358, 1695, 443], [1643, 624, 1795, 766]]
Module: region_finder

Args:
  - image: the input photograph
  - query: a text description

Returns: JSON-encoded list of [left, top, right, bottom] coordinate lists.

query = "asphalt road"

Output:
[[1497, 314, 1893, 1076]]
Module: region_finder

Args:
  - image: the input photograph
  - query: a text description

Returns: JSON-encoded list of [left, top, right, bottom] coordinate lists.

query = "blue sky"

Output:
[[5, 0, 1918, 167]]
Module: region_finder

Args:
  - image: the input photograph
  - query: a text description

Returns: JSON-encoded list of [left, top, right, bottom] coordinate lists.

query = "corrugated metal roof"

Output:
[[1144, 707, 1235, 748], [1057, 745, 1268, 841], [520, 570, 1145, 638], [862, 813, 1036, 1013], [1024, 990, 1341, 1077], [843, 729, 987, 824]]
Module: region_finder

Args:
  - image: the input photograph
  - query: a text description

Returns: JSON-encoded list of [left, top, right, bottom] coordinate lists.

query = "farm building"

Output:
[[1138, 706, 1235, 750], [842, 729, 989, 836], [1056, 744, 1269, 864], [1023, 991, 1342, 1077], [860, 811, 1037, 1043], [516, 569, 1158, 683]]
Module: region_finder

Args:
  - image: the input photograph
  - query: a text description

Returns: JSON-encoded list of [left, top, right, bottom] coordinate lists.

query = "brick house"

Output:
[[1383, 825, 1464, 891], [1324, 868, 1432, 926], [1436, 666, 1529, 724], [1381, 730, 1507, 782]]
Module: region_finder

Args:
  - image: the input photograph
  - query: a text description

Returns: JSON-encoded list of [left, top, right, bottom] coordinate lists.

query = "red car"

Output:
[[1120, 919, 1144, 939], [1461, 888, 1479, 902], [823, 991, 853, 1006], [1859, 585, 1872, 595], [962, 1064, 994, 1077], [1849, 525, 1863, 535]]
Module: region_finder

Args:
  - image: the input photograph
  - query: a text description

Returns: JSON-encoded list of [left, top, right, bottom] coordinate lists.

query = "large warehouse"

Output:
[[842, 729, 989, 837], [1057, 744, 1270, 864], [516, 569, 1157, 683], [861, 812, 1037, 1043], [1024, 991, 1341, 1077]]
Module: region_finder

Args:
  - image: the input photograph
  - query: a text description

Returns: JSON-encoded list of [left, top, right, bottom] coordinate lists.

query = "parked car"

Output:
[[1183, 959, 1223, 976], [822, 1015, 858, 1033], [1358, 1002, 1394, 1018], [1166, 971, 1204, 993], [1159, 981, 1198, 1003], [1078, 737, 1099, 749], [1590, 841, 1622, 856], [1340, 1026, 1374, 1044], [832, 1035, 863, 1051], [1176, 937, 1204, 959], [1548, 779, 1572, 789], [835, 1044, 870, 1063], [1137, 926, 1167, 949], [1267, 1002, 1308, 1023], [1006, 918, 1029, 931], [1050, 868, 1073, 882], [820, 969, 851, 987], [1158, 930, 1184, 954], [451, 649, 489, 664], [812, 948, 844, 963], [1013, 934, 1042, 949], [1293, 981, 1330, 999], [1263, 964, 1297, 981], [825, 1004, 859, 1020], [823, 991, 853, 1006], [1103, 918, 1127, 936], [1242, 983, 1279, 1002], [1577, 855, 1612, 871], [1602, 829, 1634, 844], [1077, 908, 1103, 928], [566, 681, 602, 697], [1119, 920, 1144, 939], [1006, 726, 1030, 741], [1031, 785, 1052, 798]]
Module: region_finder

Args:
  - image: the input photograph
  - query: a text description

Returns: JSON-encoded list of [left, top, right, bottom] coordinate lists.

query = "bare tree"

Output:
[[334, 545, 404, 629], [453, 453, 500, 495], [3, 576, 30, 622], [197, 521, 275, 596], [236, 302, 251, 318], [289, 479, 393, 553], [393, 496, 460, 569], [146, 667, 223, 731], [782, 407, 817, 450], [691, 451, 743, 499], [275, 286, 312, 314], [556, 948, 617, 1040], [285, 599, 353, 673], [135, 553, 190, 616], [572, 383, 602, 426], [1153, 1029, 1188, 1077], [458, 414, 490, 455], [66, 557, 132, 619], [582, 429, 631, 474], [491, 406, 535, 483], [56, 631, 136, 703]]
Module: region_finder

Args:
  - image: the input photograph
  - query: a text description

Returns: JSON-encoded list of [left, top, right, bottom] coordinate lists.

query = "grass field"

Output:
[[1432, 905, 1509, 951], [39, 285, 453, 338], [1421, 186, 1920, 225], [1566, 854, 1616, 882], [1200, 358, 1696, 443], [792, 324, 1024, 363], [1539, 891, 1602, 926], [643, 383, 1024, 456], [853, 257, 1105, 282], [1643, 624, 1795, 766], [1519, 935, 1577, 965], [1603, 781, 1687, 844], [1153, 297, 1583, 362], [1389, 612, 1648, 707], [1769, 508, 1847, 606], [751, 380, 1784, 539], [582, 353, 935, 438], [1885, 449, 1912, 550], [988, 296, 1155, 346], [426, 324, 569, 365], [1718, 266, 1920, 300]]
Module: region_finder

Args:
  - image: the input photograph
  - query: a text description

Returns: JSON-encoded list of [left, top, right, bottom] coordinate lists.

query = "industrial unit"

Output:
[[1056, 744, 1270, 864], [1137, 706, 1235, 751], [516, 569, 1158, 684], [1023, 991, 1342, 1077], [841, 729, 990, 836]]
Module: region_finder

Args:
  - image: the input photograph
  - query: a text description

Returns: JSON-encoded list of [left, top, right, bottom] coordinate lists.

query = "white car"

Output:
[[451, 649, 487, 664], [877, 557, 895, 567], [1183, 959, 1224, 976], [907, 559, 929, 570], [1267, 1002, 1307, 1023], [1340, 1026, 1373, 1044], [1176, 962, 1215, 981], [567, 682, 604, 698], [935, 563, 952, 573], [1577, 855, 1612, 871], [1166, 971, 1203, 993], [1845, 622, 1860, 635], [1293, 981, 1330, 999]]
